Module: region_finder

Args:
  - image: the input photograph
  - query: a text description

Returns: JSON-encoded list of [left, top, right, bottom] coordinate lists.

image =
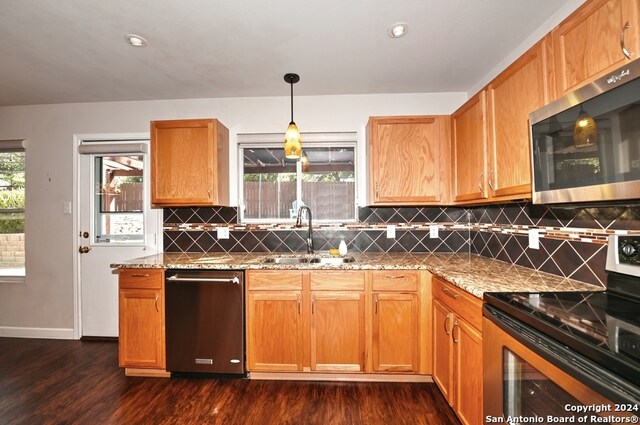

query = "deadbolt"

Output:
[[82, 232, 89, 238]]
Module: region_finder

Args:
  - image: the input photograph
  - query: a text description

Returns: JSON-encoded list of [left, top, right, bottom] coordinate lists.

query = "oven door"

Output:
[[483, 305, 639, 423]]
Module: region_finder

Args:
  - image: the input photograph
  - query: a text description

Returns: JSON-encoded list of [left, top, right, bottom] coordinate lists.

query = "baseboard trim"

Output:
[[0, 326, 76, 340], [248, 372, 434, 383]]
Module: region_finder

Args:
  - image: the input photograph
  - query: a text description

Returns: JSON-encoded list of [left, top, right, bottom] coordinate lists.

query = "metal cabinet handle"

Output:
[[297, 296, 301, 315], [374, 296, 379, 315], [488, 169, 495, 191], [452, 320, 459, 344], [621, 22, 632, 60], [444, 313, 452, 336], [478, 172, 485, 193], [311, 295, 315, 314], [155, 294, 159, 313], [442, 287, 460, 300]]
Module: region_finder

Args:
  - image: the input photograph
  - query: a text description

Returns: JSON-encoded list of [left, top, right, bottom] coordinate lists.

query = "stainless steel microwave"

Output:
[[529, 59, 640, 204]]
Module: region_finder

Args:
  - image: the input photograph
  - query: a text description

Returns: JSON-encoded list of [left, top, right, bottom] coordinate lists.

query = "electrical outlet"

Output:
[[528, 229, 540, 249], [217, 226, 230, 240], [386, 225, 396, 239], [429, 224, 439, 239]]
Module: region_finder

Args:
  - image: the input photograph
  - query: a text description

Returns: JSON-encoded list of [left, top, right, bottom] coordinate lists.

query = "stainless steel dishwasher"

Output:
[[165, 269, 245, 376]]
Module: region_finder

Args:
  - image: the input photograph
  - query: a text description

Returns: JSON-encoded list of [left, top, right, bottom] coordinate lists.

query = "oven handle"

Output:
[[483, 304, 640, 405]]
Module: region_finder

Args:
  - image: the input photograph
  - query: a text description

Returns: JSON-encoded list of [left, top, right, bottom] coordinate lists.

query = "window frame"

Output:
[[238, 132, 358, 224], [0, 139, 26, 282]]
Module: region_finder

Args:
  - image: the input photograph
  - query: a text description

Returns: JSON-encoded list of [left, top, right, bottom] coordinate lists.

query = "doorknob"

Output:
[[79, 246, 91, 254]]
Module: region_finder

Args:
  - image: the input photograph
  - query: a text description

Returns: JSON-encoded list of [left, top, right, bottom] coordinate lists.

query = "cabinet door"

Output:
[[552, 0, 639, 97], [247, 291, 304, 372], [487, 39, 550, 200], [372, 292, 419, 373], [151, 118, 229, 206], [118, 289, 165, 369], [453, 318, 483, 425], [432, 298, 454, 405], [310, 291, 365, 372], [452, 92, 488, 203], [368, 116, 450, 205]]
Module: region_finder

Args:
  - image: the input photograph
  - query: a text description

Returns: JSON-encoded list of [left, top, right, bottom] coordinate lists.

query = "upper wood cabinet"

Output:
[[151, 118, 229, 207], [367, 115, 451, 205], [486, 38, 552, 201], [451, 92, 488, 203], [552, 0, 640, 98]]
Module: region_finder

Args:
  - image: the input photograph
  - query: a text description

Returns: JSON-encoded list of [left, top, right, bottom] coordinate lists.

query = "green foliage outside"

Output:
[[0, 152, 25, 234]]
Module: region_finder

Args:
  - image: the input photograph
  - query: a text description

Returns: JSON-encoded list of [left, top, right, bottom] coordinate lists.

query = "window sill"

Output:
[[0, 275, 25, 284]]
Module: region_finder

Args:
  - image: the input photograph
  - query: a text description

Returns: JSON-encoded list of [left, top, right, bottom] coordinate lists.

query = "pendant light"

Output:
[[573, 106, 598, 148], [284, 73, 302, 159]]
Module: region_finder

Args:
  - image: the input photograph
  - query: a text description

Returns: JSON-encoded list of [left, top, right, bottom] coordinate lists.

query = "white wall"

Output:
[[0, 92, 466, 338]]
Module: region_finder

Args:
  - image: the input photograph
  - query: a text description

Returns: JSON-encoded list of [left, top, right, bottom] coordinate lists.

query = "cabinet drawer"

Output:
[[119, 269, 164, 290], [372, 270, 418, 292], [247, 270, 303, 291], [310, 271, 365, 291], [432, 277, 482, 330]]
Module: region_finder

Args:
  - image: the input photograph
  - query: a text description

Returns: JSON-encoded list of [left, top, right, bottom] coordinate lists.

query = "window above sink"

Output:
[[238, 132, 358, 224]]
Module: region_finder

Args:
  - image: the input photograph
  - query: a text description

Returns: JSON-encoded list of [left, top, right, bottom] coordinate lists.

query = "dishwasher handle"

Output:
[[166, 275, 241, 284]]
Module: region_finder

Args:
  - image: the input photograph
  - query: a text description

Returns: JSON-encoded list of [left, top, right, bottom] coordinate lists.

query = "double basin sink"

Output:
[[262, 255, 355, 265]]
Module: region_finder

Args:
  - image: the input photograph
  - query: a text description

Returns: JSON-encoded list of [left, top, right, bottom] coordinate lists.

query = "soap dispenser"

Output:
[[338, 238, 348, 256]]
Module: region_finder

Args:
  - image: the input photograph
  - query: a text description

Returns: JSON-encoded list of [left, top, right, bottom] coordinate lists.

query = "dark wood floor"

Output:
[[0, 337, 460, 425]]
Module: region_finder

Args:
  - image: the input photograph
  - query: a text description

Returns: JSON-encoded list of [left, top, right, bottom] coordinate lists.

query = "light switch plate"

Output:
[[217, 226, 230, 240], [386, 225, 396, 239], [429, 224, 439, 239], [528, 229, 540, 249]]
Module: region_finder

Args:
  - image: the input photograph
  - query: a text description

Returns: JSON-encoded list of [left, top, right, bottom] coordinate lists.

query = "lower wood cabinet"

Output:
[[246, 270, 304, 371], [246, 269, 428, 375], [432, 276, 483, 425], [118, 268, 167, 375]]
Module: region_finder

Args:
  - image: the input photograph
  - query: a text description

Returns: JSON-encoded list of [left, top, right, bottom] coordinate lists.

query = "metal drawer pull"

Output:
[[621, 22, 632, 60], [385, 275, 406, 279], [167, 276, 240, 284], [131, 273, 149, 277], [442, 287, 460, 300]]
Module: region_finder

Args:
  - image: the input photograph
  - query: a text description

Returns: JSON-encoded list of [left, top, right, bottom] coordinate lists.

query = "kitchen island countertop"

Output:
[[111, 252, 602, 298]]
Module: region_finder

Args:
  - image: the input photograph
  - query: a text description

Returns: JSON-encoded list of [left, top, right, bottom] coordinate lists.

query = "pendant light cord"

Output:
[[290, 81, 294, 123]]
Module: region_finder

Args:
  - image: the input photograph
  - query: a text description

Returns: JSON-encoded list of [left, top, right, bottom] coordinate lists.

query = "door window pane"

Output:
[[94, 155, 144, 243]]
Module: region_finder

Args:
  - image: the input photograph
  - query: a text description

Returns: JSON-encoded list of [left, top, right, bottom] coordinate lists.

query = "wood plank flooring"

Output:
[[0, 337, 460, 425]]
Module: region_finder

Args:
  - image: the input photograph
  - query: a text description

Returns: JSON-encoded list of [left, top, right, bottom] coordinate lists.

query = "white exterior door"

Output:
[[78, 139, 160, 337]]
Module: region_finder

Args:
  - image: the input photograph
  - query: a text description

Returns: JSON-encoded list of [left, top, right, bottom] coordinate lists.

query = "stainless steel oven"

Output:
[[483, 235, 640, 424]]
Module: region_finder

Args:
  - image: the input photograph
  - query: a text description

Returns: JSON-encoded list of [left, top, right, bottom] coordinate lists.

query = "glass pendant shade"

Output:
[[284, 122, 302, 159], [574, 109, 598, 147]]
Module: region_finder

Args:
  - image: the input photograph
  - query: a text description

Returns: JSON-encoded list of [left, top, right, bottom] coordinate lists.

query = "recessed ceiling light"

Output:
[[124, 34, 148, 47], [387, 23, 409, 38]]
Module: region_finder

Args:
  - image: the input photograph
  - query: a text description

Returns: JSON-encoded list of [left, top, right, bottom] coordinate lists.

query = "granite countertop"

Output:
[[111, 252, 603, 298]]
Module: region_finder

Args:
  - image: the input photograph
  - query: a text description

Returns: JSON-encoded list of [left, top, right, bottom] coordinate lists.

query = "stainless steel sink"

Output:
[[262, 255, 355, 265]]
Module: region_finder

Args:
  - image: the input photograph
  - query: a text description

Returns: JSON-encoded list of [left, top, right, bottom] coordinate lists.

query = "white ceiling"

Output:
[[0, 0, 578, 107]]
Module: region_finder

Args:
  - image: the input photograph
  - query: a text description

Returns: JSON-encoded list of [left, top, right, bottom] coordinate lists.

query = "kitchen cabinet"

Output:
[[451, 92, 488, 203], [246, 270, 304, 372], [432, 277, 483, 425], [246, 269, 429, 376], [118, 268, 168, 376], [367, 116, 451, 205], [150, 118, 229, 207], [310, 271, 365, 372], [485, 38, 552, 201], [371, 271, 419, 373], [552, 0, 640, 98]]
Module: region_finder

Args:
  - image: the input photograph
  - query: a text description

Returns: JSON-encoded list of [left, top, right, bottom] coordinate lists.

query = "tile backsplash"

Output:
[[163, 203, 640, 288]]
